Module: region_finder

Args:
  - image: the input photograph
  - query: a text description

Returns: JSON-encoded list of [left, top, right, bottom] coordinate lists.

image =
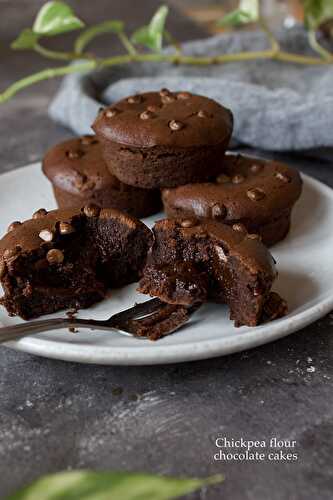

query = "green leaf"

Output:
[[131, 5, 169, 51], [33, 1, 84, 37], [7, 470, 224, 500], [75, 20, 124, 54], [217, 0, 259, 27], [11, 29, 39, 50], [302, 0, 333, 30]]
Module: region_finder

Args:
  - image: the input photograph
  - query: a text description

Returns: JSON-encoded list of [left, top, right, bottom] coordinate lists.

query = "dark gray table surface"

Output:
[[1, 2, 333, 499]]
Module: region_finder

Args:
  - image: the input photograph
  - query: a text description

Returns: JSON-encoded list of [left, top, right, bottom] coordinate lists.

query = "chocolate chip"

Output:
[[162, 94, 176, 104], [177, 92, 191, 99], [160, 88, 171, 96], [275, 171, 291, 183], [211, 203, 226, 219], [232, 223, 247, 233], [32, 208, 47, 219], [180, 219, 197, 228], [81, 136, 98, 146], [169, 120, 184, 131], [197, 110, 211, 118], [232, 174, 245, 184], [247, 233, 262, 241], [247, 188, 266, 201], [39, 229, 54, 242], [140, 110, 156, 120], [105, 108, 119, 118], [66, 150, 84, 160], [46, 249, 64, 265], [59, 222, 75, 235], [83, 204, 100, 217], [98, 107, 105, 114], [147, 105, 160, 112], [216, 174, 230, 184], [4, 246, 21, 260], [250, 164, 263, 173], [7, 221, 21, 233], [127, 95, 142, 104]]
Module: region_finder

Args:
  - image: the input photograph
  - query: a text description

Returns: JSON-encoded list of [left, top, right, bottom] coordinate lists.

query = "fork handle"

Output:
[[0, 318, 105, 343], [0, 318, 76, 343]]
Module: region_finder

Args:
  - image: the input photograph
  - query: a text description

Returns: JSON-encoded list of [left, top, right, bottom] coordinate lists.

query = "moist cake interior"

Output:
[[139, 221, 284, 327], [0, 212, 150, 320]]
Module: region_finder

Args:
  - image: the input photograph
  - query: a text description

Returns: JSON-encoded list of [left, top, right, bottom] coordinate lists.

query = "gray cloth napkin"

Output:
[[49, 27, 333, 152]]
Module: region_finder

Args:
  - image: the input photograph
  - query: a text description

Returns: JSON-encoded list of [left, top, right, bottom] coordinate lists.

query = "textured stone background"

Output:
[[0, 1, 333, 499]]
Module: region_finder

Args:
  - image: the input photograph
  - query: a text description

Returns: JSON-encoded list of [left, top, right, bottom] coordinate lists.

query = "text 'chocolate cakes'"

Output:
[[0, 207, 152, 319]]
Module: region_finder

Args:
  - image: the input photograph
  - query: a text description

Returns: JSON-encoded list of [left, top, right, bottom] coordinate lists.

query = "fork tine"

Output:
[[114, 302, 202, 341], [107, 298, 163, 326]]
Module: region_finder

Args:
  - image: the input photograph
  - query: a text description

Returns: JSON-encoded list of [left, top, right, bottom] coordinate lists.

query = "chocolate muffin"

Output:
[[138, 218, 287, 327], [162, 154, 303, 246], [42, 136, 161, 218], [0, 206, 152, 319], [92, 90, 233, 189]]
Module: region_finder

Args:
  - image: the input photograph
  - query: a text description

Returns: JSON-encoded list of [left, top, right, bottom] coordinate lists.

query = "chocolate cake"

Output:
[[138, 218, 287, 327], [162, 154, 303, 246], [92, 90, 233, 189], [0, 206, 152, 319], [42, 135, 161, 218]]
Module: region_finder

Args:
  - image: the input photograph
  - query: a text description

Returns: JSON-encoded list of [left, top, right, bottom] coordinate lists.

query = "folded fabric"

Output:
[[49, 26, 333, 152]]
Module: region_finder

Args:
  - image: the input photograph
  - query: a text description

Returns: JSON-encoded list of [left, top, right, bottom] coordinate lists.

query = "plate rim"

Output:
[[1, 163, 333, 365]]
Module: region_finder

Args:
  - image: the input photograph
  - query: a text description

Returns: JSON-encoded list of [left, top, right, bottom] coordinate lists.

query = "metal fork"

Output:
[[0, 299, 201, 343]]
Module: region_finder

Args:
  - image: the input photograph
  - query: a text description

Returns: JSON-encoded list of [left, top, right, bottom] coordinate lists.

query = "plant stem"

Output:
[[34, 43, 84, 61], [117, 32, 137, 55], [308, 30, 333, 61], [1, 48, 332, 103], [274, 50, 330, 65], [164, 30, 182, 56], [258, 18, 280, 53], [0, 61, 96, 103]]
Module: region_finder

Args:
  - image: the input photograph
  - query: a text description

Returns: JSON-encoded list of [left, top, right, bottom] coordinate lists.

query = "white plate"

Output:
[[0, 163, 332, 365]]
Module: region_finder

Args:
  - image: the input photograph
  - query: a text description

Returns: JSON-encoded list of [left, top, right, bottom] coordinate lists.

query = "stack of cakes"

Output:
[[22, 88, 301, 328], [43, 88, 301, 248]]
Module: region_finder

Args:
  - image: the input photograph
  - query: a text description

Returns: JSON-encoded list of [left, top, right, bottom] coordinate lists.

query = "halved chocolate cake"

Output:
[[138, 218, 287, 327], [0, 206, 152, 319]]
